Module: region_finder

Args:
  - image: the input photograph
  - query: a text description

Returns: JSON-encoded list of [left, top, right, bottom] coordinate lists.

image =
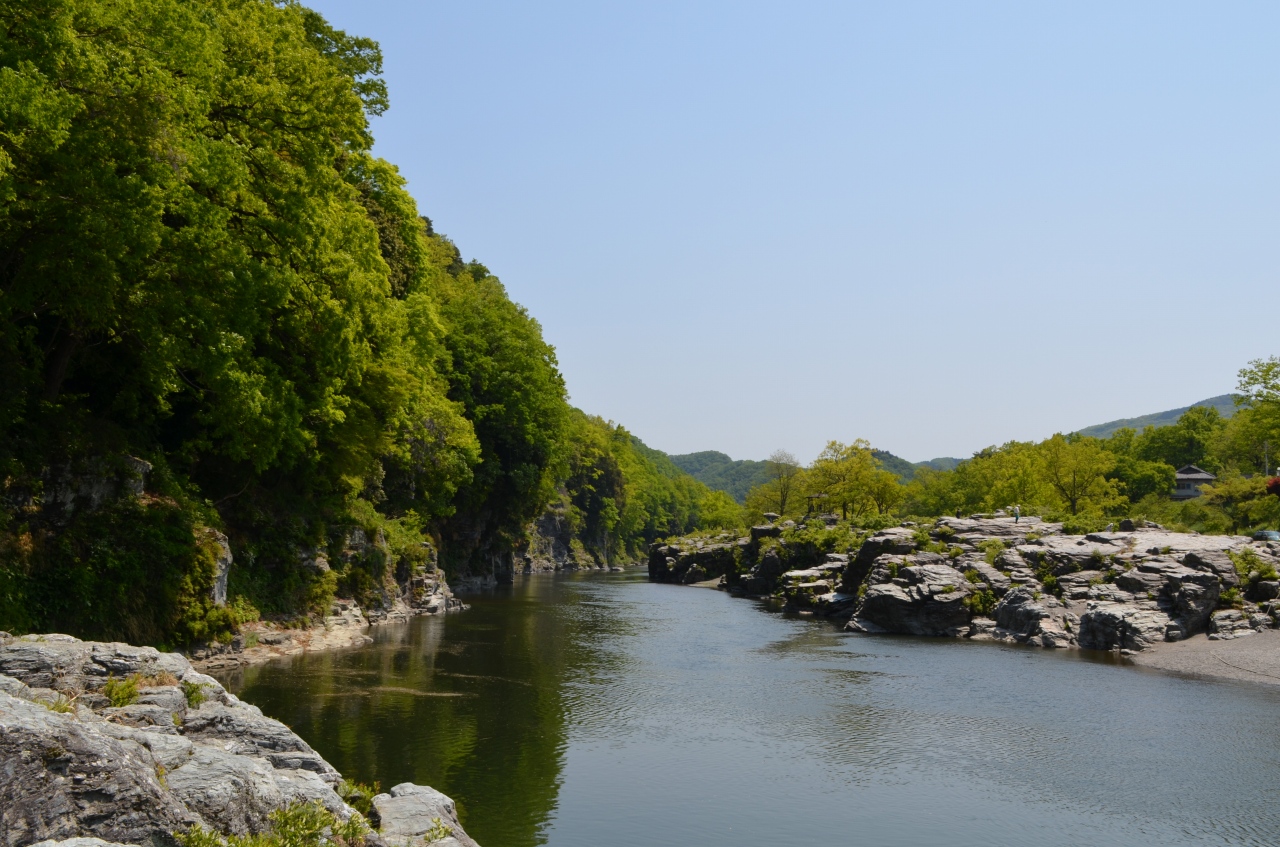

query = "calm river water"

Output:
[[216, 572, 1280, 847]]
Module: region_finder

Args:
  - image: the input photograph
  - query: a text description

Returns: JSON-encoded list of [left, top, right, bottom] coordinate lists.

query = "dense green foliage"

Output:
[[0, 0, 725, 645]]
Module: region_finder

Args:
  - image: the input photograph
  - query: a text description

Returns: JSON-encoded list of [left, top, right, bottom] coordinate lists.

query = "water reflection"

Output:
[[220, 573, 1280, 847], [216, 576, 606, 847]]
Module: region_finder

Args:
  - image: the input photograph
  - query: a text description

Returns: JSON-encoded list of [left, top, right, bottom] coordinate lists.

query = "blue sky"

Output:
[[308, 0, 1278, 463]]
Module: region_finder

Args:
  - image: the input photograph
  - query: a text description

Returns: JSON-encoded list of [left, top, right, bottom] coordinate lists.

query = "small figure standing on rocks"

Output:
[[1013, 505, 1020, 523]]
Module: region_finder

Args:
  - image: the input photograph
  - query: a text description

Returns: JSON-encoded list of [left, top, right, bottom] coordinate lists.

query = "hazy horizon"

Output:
[[302, 0, 1274, 464]]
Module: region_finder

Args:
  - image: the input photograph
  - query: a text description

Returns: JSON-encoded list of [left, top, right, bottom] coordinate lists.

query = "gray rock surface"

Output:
[[373, 783, 478, 847], [0, 635, 482, 847], [851, 557, 973, 636], [835, 518, 1279, 653]]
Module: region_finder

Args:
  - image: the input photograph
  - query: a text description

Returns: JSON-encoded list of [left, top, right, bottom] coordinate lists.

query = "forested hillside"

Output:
[[0, 0, 725, 646], [668, 452, 771, 502]]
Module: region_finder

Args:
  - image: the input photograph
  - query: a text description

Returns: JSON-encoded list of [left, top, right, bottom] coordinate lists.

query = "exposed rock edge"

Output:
[[0, 633, 480, 847]]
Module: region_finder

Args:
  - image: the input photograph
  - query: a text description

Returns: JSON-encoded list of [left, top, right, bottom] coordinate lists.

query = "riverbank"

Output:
[[192, 577, 468, 673], [0, 632, 481, 847]]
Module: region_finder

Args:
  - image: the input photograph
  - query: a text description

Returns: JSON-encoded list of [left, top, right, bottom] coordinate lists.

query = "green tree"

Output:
[[1134, 406, 1226, 473], [764, 450, 801, 516], [1039, 434, 1120, 515]]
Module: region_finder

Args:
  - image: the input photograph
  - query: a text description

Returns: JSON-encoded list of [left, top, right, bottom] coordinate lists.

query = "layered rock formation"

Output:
[[652, 515, 1280, 654], [0, 634, 479, 847], [838, 516, 1280, 651]]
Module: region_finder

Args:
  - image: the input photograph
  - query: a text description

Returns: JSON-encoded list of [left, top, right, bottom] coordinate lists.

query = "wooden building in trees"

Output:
[[1172, 465, 1216, 500]]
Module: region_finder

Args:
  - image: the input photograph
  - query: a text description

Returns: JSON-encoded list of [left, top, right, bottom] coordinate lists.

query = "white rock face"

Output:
[[373, 783, 479, 847], [0, 633, 482, 847]]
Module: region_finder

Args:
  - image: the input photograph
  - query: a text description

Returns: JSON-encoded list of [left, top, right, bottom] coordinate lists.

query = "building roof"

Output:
[[1175, 465, 1216, 481]]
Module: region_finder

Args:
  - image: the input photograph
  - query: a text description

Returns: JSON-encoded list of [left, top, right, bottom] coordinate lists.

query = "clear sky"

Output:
[[306, 0, 1278, 463]]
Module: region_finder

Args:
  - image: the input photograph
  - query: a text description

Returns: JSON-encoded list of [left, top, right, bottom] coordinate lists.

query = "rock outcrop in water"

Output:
[[651, 516, 1280, 654], [0, 633, 480, 847]]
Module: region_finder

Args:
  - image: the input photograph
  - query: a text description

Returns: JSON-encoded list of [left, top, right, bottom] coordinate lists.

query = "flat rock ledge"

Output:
[[0, 633, 480, 847]]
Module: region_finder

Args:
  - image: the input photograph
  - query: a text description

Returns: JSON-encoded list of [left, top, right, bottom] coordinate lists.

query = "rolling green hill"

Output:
[[1074, 395, 1238, 439], [667, 451, 771, 503]]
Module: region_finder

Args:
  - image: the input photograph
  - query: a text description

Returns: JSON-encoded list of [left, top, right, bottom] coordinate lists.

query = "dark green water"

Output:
[[216, 572, 1280, 847]]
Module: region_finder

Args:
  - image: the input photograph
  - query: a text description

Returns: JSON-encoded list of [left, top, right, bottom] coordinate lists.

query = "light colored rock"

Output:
[[0, 690, 197, 846], [373, 783, 479, 847], [0, 634, 484, 847], [166, 746, 285, 835]]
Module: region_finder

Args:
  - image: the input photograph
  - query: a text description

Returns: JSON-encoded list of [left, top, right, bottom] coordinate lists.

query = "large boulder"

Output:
[[1181, 550, 1241, 589], [992, 586, 1073, 648], [1076, 602, 1170, 651], [373, 784, 478, 847], [0, 690, 197, 847], [848, 559, 972, 636], [840, 528, 917, 592]]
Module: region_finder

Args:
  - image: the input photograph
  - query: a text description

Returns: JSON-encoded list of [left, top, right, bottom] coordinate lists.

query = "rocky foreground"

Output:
[[0, 633, 480, 847], [651, 516, 1280, 654]]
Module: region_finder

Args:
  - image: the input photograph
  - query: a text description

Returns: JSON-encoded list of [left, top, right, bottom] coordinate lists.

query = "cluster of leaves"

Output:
[[335, 780, 380, 820], [103, 675, 140, 708], [963, 589, 997, 618], [1228, 548, 1279, 585]]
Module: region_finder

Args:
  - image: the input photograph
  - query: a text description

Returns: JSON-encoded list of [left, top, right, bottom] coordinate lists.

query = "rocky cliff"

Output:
[[652, 516, 1280, 654], [0, 634, 480, 847]]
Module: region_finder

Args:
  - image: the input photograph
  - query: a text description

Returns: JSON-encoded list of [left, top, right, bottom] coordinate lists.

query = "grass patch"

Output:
[[104, 675, 140, 708]]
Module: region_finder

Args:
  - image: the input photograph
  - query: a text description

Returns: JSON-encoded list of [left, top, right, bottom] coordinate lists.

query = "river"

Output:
[[215, 572, 1280, 847]]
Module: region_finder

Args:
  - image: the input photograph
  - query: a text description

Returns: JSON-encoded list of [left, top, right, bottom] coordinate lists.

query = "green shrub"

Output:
[[337, 780, 381, 819], [104, 675, 140, 708], [1229, 548, 1279, 583], [962, 569, 982, 584], [964, 589, 997, 617], [423, 818, 454, 842], [978, 539, 1006, 565], [1218, 587, 1244, 609], [180, 800, 369, 847], [181, 680, 207, 710]]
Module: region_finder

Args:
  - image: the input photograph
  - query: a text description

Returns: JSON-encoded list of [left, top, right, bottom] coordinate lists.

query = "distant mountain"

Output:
[[1074, 394, 1238, 440], [667, 451, 770, 503], [668, 396, 1237, 500], [669, 448, 960, 498]]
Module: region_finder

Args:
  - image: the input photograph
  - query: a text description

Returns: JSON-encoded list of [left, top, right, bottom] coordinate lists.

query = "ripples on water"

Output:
[[218, 572, 1280, 847]]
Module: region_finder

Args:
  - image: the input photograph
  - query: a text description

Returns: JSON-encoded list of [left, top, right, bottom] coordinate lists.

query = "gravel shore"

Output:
[[1130, 629, 1280, 687]]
